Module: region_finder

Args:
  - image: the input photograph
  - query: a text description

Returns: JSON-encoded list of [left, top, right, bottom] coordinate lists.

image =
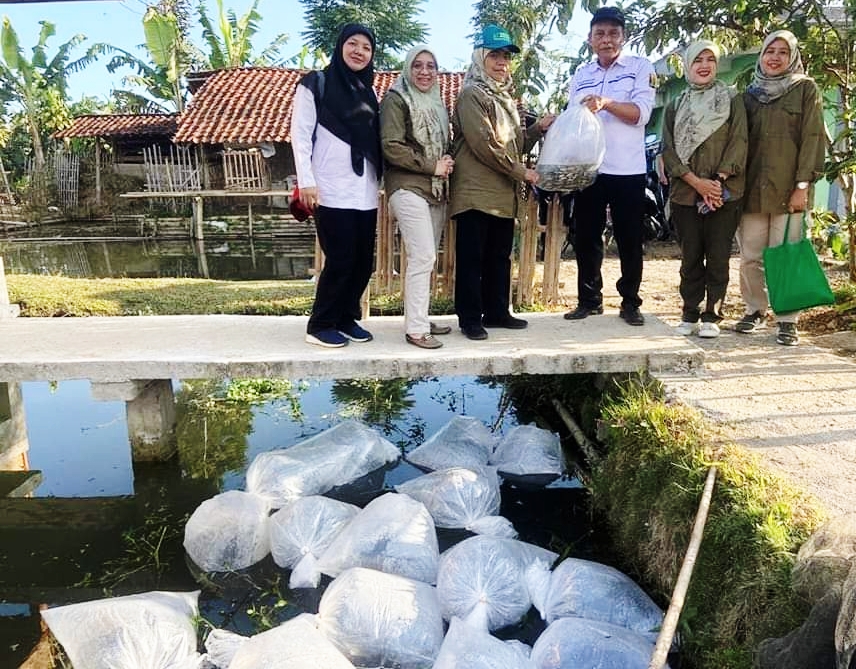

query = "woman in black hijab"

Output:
[[291, 24, 382, 348]]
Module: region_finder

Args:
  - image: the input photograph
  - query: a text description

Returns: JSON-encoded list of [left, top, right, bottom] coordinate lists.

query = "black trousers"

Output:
[[307, 205, 376, 335], [672, 200, 741, 323], [573, 173, 645, 310], [454, 209, 514, 329]]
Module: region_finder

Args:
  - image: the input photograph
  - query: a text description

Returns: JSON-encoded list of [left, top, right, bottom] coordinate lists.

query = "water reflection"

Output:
[[0, 375, 593, 665]]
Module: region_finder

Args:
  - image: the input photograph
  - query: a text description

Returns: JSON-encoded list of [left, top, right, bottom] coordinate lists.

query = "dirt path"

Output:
[[552, 244, 856, 517]]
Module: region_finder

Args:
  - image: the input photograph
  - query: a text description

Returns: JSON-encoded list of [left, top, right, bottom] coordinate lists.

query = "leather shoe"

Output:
[[482, 315, 528, 329], [430, 322, 452, 335], [461, 325, 488, 340], [619, 307, 645, 326], [564, 304, 603, 320]]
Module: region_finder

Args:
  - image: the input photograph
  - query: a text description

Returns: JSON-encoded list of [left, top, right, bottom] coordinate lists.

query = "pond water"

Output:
[[0, 225, 315, 281], [0, 374, 609, 666]]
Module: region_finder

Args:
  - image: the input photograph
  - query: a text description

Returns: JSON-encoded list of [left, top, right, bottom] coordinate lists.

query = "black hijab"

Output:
[[317, 23, 381, 176]]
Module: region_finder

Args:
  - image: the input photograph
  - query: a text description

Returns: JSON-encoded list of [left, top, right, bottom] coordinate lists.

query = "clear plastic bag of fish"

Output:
[[395, 466, 517, 538], [316, 567, 444, 669], [535, 102, 605, 192], [490, 424, 565, 486], [269, 496, 360, 588], [225, 614, 355, 669], [202, 628, 248, 669], [245, 420, 400, 507], [528, 557, 666, 641], [406, 415, 497, 472], [432, 616, 536, 669], [530, 617, 667, 669], [436, 534, 558, 632], [41, 591, 201, 669], [316, 492, 439, 583], [183, 490, 271, 572]]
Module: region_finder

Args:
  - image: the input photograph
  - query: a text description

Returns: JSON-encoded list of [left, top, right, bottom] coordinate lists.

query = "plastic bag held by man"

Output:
[[535, 102, 606, 192]]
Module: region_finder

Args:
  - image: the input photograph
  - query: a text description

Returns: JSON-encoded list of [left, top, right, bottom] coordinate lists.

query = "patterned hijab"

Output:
[[390, 46, 450, 198], [463, 47, 521, 145], [747, 30, 809, 104], [674, 40, 734, 164]]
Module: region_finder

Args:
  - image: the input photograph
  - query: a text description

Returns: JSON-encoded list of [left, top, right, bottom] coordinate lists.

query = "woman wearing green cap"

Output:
[[449, 24, 554, 341], [661, 40, 747, 339], [734, 29, 825, 346]]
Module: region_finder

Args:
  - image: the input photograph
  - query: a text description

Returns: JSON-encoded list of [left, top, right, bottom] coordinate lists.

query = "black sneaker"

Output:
[[776, 322, 799, 346], [735, 311, 766, 333], [461, 325, 488, 340], [306, 329, 348, 348], [338, 323, 373, 342]]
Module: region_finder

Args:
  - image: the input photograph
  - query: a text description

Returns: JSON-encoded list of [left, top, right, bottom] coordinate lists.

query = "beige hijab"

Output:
[[747, 30, 809, 104], [390, 45, 450, 198], [674, 40, 734, 164], [463, 47, 521, 146]]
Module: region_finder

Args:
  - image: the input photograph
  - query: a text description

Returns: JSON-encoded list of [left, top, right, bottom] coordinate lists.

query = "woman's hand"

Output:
[[538, 114, 557, 133], [524, 168, 540, 185], [788, 187, 809, 213], [299, 186, 319, 210], [434, 155, 454, 177]]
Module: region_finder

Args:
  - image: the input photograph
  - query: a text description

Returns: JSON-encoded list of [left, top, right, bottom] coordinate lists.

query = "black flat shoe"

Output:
[[563, 304, 604, 320], [619, 308, 645, 326], [461, 325, 488, 340], [482, 316, 528, 329]]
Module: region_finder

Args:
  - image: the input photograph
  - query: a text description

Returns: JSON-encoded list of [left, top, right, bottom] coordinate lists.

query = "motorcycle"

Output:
[[644, 134, 672, 242]]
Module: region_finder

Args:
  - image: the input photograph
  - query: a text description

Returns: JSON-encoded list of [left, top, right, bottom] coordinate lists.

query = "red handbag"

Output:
[[289, 186, 314, 222]]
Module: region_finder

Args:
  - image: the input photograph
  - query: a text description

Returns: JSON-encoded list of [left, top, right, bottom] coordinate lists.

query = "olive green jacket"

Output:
[[743, 79, 826, 214], [380, 90, 446, 205], [449, 85, 543, 220], [662, 92, 748, 207]]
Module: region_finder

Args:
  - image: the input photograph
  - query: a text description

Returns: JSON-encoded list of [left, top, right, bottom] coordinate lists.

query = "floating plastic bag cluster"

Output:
[[406, 415, 497, 471], [41, 591, 201, 669], [245, 420, 400, 507], [433, 616, 536, 669], [316, 567, 445, 668], [395, 466, 517, 538], [535, 102, 606, 192], [490, 424, 565, 485], [183, 490, 271, 572]]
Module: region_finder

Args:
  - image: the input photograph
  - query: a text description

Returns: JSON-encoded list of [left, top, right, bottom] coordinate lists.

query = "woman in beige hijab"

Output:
[[381, 46, 454, 349], [662, 40, 747, 339]]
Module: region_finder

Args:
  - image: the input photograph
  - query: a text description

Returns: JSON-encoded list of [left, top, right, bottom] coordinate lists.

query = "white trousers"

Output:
[[388, 189, 446, 335], [737, 212, 806, 322]]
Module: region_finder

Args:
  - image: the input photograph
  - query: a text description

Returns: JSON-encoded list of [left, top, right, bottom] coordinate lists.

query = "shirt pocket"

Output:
[[606, 74, 636, 102]]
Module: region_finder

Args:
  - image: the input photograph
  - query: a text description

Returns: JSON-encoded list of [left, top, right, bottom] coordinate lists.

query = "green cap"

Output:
[[475, 24, 521, 53]]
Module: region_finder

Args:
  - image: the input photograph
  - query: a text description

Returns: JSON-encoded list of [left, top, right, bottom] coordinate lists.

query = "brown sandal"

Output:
[[406, 333, 443, 349]]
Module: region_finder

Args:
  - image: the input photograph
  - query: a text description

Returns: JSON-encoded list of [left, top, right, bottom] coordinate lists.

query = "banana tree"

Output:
[[197, 0, 289, 68]]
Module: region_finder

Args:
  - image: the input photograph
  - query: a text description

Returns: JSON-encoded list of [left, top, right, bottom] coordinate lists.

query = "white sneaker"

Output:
[[675, 321, 697, 336], [698, 322, 720, 338]]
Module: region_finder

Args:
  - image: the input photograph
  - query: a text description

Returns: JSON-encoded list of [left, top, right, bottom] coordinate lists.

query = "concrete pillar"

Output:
[[125, 380, 177, 462], [0, 381, 30, 471], [0, 257, 21, 319]]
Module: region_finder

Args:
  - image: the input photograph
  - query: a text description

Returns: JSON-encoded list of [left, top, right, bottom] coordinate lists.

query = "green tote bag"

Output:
[[763, 213, 834, 314]]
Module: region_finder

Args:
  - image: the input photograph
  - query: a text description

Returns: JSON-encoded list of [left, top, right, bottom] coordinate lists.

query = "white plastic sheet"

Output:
[[316, 567, 444, 669], [183, 490, 271, 572], [41, 590, 201, 669], [406, 416, 497, 472], [245, 420, 400, 507], [316, 492, 439, 583], [395, 466, 517, 538], [268, 496, 359, 588], [432, 617, 536, 669], [436, 535, 558, 631], [530, 617, 666, 669], [490, 424, 565, 479]]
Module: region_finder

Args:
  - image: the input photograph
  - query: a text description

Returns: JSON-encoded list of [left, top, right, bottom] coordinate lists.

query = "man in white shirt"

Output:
[[563, 6, 655, 326]]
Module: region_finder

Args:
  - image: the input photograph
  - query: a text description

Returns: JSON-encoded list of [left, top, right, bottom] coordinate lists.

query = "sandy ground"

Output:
[[551, 243, 856, 518]]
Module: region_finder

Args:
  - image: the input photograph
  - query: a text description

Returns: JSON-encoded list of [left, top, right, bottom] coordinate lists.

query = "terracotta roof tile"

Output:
[[53, 114, 178, 139], [174, 66, 466, 145]]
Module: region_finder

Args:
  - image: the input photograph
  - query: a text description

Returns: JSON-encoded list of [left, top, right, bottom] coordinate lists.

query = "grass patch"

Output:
[[588, 377, 826, 669]]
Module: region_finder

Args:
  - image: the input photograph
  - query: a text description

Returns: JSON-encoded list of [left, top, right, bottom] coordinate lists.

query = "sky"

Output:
[[0, 0, 592, 103]]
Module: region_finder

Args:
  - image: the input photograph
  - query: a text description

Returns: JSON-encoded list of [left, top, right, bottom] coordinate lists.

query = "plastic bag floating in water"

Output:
[[406, 415, 497, 472]]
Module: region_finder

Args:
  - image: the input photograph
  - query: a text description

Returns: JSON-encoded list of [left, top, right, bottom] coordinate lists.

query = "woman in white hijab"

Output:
[[449, 25, 554, 341], [735, 29, 825, 346], [381, 46, 454, 349], [661, 40, 747, 339]]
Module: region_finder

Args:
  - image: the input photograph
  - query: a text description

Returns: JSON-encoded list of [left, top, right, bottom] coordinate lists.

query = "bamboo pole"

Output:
[[551, 398, 600, 464], [648, 466, 718, 669]]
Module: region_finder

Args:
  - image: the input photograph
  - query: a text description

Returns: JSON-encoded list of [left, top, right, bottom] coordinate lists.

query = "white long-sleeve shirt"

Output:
[[567, 54, 655, 175], [291, 82, 379, 211]]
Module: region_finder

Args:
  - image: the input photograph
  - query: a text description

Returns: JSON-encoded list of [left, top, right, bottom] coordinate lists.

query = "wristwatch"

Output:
[[796, 181, 810, 190]]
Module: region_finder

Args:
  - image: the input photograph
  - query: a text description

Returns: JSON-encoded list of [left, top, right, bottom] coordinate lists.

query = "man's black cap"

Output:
[[590, 6, 625, 27]]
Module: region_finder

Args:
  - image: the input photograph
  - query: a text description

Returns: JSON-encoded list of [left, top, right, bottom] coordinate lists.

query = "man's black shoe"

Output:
[[461, 325, 488, 340], [482, 315, 528, 329], [619, 307, 645, 326], [563, 304, 604, 320]]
